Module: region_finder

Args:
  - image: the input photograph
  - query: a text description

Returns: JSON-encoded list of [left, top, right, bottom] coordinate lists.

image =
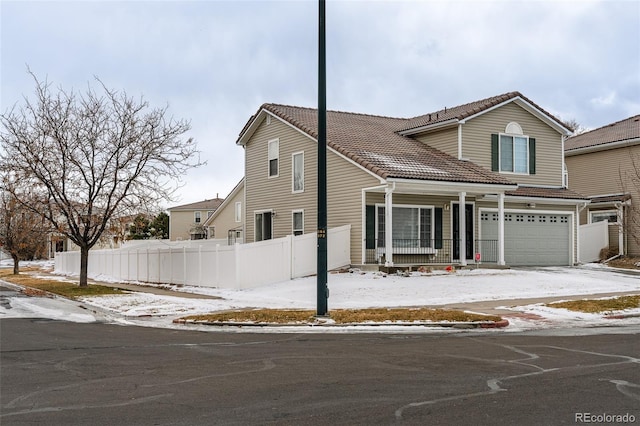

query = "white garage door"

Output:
[[481, 212, 571, 266]]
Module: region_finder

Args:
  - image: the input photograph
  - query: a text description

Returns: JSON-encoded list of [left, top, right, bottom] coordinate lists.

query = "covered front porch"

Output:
[[361, 179, 515, 267]]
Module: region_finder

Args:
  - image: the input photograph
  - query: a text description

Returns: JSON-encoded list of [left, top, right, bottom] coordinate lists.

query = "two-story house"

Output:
[[167, 197, 224, 241], [565, 115, 640, 257], [230, 92, 588, 267], [202, 179, 245, 244]]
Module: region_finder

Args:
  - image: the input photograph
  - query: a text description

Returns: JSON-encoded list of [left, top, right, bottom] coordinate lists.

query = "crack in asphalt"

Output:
[[394, 343, 640, 421]]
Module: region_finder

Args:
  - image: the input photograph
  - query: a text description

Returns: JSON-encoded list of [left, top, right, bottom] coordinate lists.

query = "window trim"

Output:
[[375, 203, 435, 247], [292, 209, 304, 236], [254, 209, 274, 242], [589, 209, 619, 224], [234, 202, 242, 223], [498, 133, 530, 174], [267, 138, 279, 178], [292, 151, 304, 193], [194, 211, 201, 223]]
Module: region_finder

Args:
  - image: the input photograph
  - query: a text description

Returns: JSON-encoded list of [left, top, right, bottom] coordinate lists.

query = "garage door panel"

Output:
[[481, 212, 571, 266]]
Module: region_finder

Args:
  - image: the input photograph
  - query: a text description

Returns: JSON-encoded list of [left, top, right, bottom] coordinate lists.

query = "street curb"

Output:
[[172, 318, 510, 329]]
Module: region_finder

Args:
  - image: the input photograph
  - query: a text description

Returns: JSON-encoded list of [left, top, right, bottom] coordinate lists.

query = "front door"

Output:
[[453, 203, 474, 260]]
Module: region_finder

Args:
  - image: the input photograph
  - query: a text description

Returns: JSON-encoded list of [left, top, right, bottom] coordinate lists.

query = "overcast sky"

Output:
[[2, 0, 639, 207]]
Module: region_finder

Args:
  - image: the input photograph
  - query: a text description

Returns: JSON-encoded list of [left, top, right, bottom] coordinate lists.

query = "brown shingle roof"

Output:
[[505, 186, 588, 200], [258, 103, 514, 186], [565, 115, 640, 151], [399, 91, 567, 133], [168, 198, 224, 211]]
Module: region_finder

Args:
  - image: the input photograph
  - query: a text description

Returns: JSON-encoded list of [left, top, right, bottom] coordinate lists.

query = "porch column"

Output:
[[385, 185, 394, 267], [458, 191, 467, 266], [498, 192, 505, 265]]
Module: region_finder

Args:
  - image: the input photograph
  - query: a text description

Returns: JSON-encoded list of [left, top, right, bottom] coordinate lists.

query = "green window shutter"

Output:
[[529, 137, 536, 175], [365, 205, 375, 250], [491, 134, 499, 171], [435, 207, 443, 249]]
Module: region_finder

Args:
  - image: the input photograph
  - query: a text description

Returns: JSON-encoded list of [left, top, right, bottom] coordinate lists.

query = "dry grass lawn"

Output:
[[180, 308, 503, 324], [548, 295, 640, 314], [0, 269, 126, 299]]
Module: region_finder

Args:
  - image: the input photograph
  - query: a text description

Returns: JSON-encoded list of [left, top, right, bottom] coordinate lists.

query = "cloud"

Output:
[[2, 0, 638, 204]]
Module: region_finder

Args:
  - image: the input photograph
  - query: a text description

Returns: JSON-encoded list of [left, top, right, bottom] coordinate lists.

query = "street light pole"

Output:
[[317, 0, 328, 316]]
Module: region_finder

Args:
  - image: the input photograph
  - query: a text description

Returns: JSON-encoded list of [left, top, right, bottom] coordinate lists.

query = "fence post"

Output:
[[198, 245, 202, 287], [183, 247, 187, 285], [288, 234, 294, 280], [234, 243, 240, 290], [215, 244, 220, 287]]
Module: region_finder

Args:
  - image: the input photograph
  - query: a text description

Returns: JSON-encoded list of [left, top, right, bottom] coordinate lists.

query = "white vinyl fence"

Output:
[[55, 225, 351, 289], [578, 221, 608, 263]]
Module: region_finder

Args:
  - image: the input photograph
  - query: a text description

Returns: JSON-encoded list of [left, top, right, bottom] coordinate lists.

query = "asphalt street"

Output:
[[1, 318, 639, 425]]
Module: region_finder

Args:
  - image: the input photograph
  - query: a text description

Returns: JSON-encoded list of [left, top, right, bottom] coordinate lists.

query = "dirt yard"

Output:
[[607, 256, 640, 270]]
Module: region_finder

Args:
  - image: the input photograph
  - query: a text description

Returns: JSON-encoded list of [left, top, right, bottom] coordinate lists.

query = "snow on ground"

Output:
[[2, 262, 640, 332]]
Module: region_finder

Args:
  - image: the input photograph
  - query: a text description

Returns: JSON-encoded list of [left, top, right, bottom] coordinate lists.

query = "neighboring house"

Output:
[[235, 91, 588, 267], [167, 197, 224, 240], [204, 179, 245, 244], [565, 115, 640, 257]]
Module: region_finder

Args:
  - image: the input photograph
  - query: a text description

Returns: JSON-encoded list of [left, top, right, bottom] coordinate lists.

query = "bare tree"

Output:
[[620, 148, 640, 251], [564, 118, 589, 135], [0, 72, 204, 286], [0, 178, 51, 274]]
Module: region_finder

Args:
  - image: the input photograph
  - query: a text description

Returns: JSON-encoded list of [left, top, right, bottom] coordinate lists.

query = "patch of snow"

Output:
[[3, 264, 639, 333]]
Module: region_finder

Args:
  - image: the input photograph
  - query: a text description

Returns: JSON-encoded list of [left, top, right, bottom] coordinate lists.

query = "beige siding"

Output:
[[169, 210, 201, 241], [210, 184, 245, 241], [244, 114, 381, 262], [462, 102, 564, 186], [415, 126, 458, 157], [566, 146, 638, 197], [245, 116, 316, 242], [327, 150, 382, 262], [566, 145, 640, 256]]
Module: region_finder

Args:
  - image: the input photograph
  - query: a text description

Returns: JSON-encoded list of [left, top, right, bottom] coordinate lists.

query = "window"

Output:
[[292, 152, 304, 192], [491, 131, 536, 175], [268, 139, 279, 177], [194, 211, 201, 223], [591, 210, 618, 223], [292, 210, 304, 236], [377, 206, 434, 248], [235, 202, 242, 223], [255, 211, 273, 242], [500, 135, 528, 173], [207, 211, 214, 219]]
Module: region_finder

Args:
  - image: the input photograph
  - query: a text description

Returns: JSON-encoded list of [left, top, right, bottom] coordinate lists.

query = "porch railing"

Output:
[[365, 239, 498, 265]]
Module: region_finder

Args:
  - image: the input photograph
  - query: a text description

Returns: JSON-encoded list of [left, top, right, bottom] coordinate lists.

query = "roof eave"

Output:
[[565, 137, 640, 156], [397, 119, 459, 136], [237, 109, 270, 146], [387, 177, 518, 194]]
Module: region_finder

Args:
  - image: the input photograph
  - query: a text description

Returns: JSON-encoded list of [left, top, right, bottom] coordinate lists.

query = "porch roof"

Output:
[[505, 186, 589, 200], [588, 193, 632, 204]]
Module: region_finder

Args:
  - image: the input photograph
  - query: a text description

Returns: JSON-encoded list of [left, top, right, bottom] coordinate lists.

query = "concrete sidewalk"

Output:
[[439, 291, 640, 316]]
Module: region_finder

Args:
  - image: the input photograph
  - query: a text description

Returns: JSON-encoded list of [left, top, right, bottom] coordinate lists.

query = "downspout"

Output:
[[615, 201, 625, 257], [457, 123, 463, 160], [576, 201, 588, 265]]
